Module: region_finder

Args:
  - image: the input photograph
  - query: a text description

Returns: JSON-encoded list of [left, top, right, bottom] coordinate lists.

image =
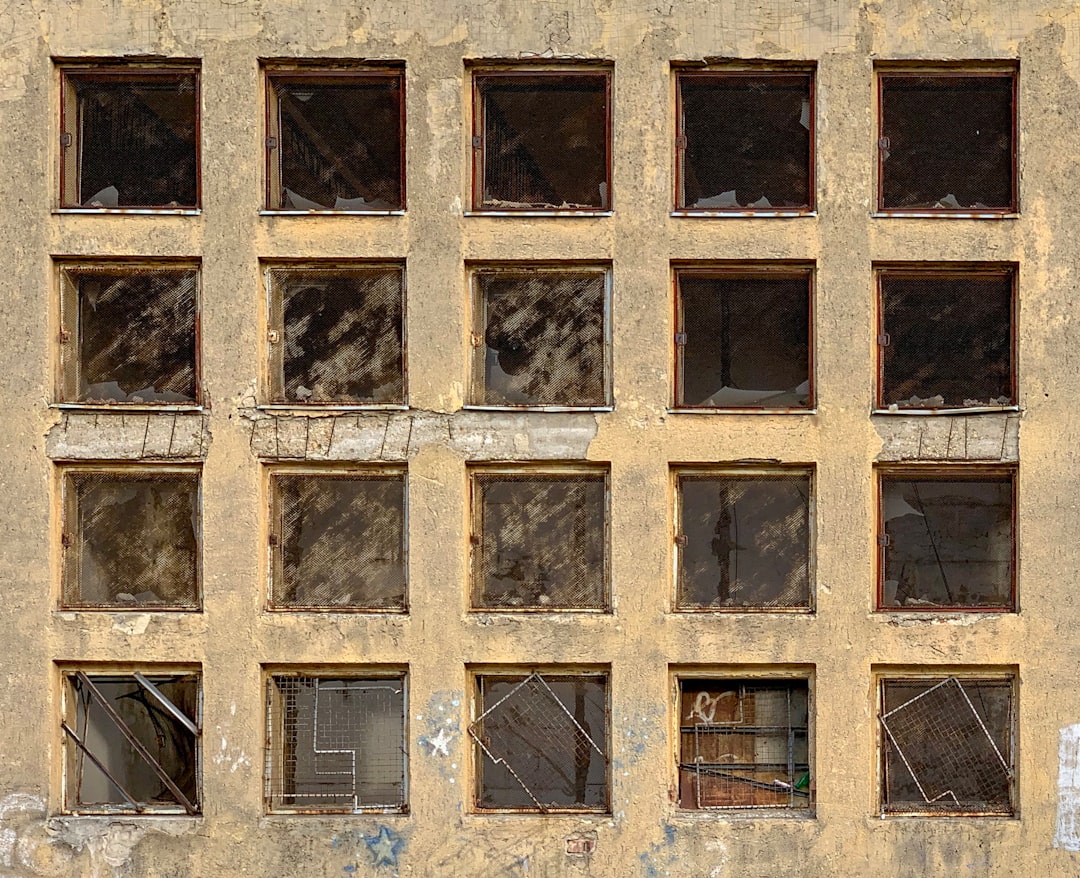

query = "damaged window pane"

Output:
[[61, 70, 199, 209], [879, 72, 1016, 211], [266, 675, 406, 812], [676, 270, 811, 408], [63, 671, 200, 814], [678, 680, 810, 810], [268, 72, 403, 210], [473, 472, 607, 610], [268, 265, 404, 405], [880, 472, 1014, 610], [678, 72, 812, 211], [881, 677, 1014, 815], [470, 673, 608, 811], [676, 472, 811, 610], [472, 268, 609, 407], [271, 472, 406, 610], [474, 73, 610, 210], [63, 471, 200, 609], [880, 270, 1014, 410]]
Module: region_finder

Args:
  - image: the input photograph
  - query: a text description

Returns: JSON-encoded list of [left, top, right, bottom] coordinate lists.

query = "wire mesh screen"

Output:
[[677, 473, 811, 610], [880, 75, 1014, 210], [881, 677, 1013, 814], [678, 681, 810, 810], [470, 674, 607, 811], [270, 266, 404, 405], [881, 273, 1013, 409], [473, 473, 606, 609], [677, 273, 810, 408], [64, 472, 199, 608], [881, 476, 1013, 609], [477, 75, 608, 209], [273, 76, 403, 210], [474, 269, 608, 407], [266, 676, 406, 812], [65, 74, 198, 208], [679, 74, 811, 210], [272, 474, 405, 610], [63, 267, 197, 404]]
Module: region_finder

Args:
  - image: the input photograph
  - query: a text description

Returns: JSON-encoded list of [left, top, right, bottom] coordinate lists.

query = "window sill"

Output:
[[260, 209, 406, 217], [671, 209, 816, 219], [668, 406, 816, 415], [875, 811, 1017, 820], [463, 404, 614, 413], [468, 607, 611, 615], [51, 403, 204, 413], [256, 403, 409, 413], [673, 607, 814, 615], [464, 210, 613, 218], [672, 808, 815, 821], [54, 208, 201, 216], [871, 211, 1018, 220], [56, 606, 201, 614], [264, 606, 408, 615], [876, 608, 1015, 616], [872, 405, 1019, 416]]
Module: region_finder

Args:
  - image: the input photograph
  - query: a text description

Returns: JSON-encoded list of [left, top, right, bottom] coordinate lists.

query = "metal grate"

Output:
[[63, 471, 199, 609], [476, 74, 609, 210], [270, 74, 403, 210], [678, 681, 810, 810], [678, 73, 812, 210], [271, 473, 406, 610], [470, 674, 608, 811], [266, 676, 406, 812], [677, 473, 811, 610], [473, 473, 606, 609], [880, 74, 1015, 210], [473, 269, 608, 407], [880, 272, 1013, 409], [881, 677, 1013, 814], [677, 272, 811, 408], [268, 265, 404, 405], [881, 474, 1013, 610]]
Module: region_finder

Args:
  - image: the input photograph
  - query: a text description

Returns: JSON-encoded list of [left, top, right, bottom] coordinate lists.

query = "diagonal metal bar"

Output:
[[134, 673, 200, 737], [61, 720, 144, 812]]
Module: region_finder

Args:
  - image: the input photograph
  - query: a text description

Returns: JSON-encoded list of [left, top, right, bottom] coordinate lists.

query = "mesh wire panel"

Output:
[[478, 75, 608, 209], [677, 473, 811, 609], [473, 473, 606, 609], [270, 266, 404, 405], [266, 676, 406, 812], [881, 273, 1013, 408], [677, 273, 810, 408], [679, 74, 811, 210], [880, 75, 1014, 210], [64, 472, 199, 608], [66, 74, 198, 208], [273, 76, 403, 210], [881, 678, 1012, 814], [272, 474, 406, 609], [470, 674, 607, 810], [475, 270, 607, 407]]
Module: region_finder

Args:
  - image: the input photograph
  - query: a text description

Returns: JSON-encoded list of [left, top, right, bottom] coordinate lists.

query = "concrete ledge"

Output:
[[46, 412, 211, 461], [873, 413, 1019, 463]]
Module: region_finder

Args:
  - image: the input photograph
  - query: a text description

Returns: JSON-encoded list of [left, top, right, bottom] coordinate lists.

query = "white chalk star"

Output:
[[428, 726, 453, 756]]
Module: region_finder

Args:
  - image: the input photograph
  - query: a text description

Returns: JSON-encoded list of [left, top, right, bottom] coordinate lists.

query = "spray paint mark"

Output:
[[1055, 724, 1080, 850]]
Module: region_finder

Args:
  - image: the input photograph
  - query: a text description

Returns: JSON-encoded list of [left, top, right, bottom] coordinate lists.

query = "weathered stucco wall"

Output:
[[2, 0, 1080, 875]]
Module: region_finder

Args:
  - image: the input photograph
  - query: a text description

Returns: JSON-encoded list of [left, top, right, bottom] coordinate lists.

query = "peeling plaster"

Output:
[[1055, 724, 1080, 851]]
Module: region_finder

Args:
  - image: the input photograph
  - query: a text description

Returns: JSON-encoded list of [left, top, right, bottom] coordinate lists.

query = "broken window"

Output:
[[62, 670, 201, 814], [266, 674, 406, 812], [675, 470, 812, 610], [878, 268, 1015, 410], [472, 71, 611, 211], [469, 673, 608, 811], [675, 268, 812, 408], [62, 469, 200, 609], [678, 679, 810, 810], [879, 469, 1014, 610], [471, 470, 607, 610], [471, 266, 609, 408], [880, 676, 1014, 815], [676, 69, 813, 211], [270, 471, 406, 610], [878, 69, 1016, 212], [59, 263, 198, 405], [266, 264, 404, 405], [266, 70, 404, 211], [60, 67, 199, 209]]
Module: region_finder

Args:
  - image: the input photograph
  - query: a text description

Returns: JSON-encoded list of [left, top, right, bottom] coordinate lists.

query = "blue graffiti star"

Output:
[[365, 826, 405, 868]]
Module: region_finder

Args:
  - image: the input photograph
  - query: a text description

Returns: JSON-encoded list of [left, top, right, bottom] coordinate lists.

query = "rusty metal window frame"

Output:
[[55, 258, 202, 410], [60, 667, 202, 815], [265, 464, 408, 613], [874, 263, 1018, 414], [875, 464, 1017, 613], [874, 63, 1018, 217], [57, 61, 201, 213]]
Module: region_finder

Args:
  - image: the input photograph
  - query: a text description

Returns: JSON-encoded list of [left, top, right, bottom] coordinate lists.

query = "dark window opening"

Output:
[[678, 72, 812, 211]]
